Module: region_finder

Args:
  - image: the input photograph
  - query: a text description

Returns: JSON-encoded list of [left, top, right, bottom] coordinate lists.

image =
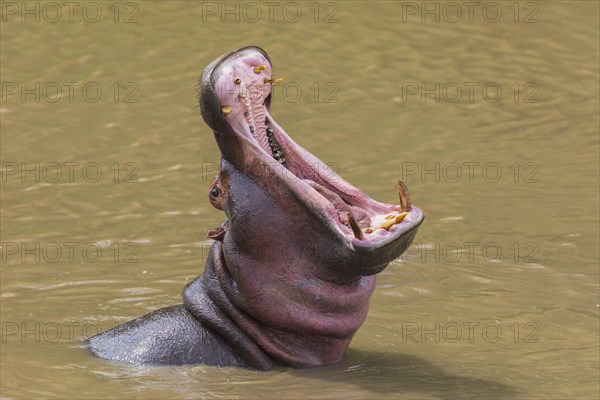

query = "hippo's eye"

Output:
[[209, 187, 220, 198]]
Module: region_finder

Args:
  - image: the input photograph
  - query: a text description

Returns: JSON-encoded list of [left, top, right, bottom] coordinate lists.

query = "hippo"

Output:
[[88, 46, 424, 370]]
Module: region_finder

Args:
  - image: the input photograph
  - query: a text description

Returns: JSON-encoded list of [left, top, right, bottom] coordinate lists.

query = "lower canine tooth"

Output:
[[347, 212, 364, 240], [398, 180, 412, 212]]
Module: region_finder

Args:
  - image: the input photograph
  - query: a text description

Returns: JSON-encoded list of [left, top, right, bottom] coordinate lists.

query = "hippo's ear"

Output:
[[207, 227, 226, 241]]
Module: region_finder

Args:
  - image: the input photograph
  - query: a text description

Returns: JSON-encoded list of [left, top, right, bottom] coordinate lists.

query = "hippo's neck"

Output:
[[183, 241, 376, 369]]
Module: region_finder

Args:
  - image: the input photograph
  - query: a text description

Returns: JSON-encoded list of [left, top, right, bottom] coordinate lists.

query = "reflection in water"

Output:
[[295, 350, 518, 400], [83, 350, 517, 400]]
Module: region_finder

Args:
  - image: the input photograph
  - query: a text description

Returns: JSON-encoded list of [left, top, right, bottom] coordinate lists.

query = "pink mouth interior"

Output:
[[211, 51, 421, 245]]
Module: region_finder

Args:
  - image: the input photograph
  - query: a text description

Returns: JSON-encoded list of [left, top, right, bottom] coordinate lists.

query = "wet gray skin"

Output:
[[88, 46, 424, 369]]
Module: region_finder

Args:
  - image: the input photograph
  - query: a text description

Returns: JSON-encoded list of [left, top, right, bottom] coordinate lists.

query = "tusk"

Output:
[[398, 180, 412, 212], [347, 212, 364, 240]]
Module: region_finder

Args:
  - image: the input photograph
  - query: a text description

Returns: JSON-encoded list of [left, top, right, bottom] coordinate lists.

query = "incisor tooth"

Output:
[[379, 219, 396, 231], [395, 212, 408, 223], [366, 212, 409, 233], [254, 65, 267, 73], [221, 106, 232, 116], [264, 77, 285, 85]]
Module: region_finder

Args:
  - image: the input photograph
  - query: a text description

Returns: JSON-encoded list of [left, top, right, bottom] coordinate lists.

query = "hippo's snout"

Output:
[[199, 46, 424, 276]]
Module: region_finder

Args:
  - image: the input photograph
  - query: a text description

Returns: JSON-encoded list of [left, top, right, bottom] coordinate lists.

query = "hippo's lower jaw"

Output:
[[88, 46, 423, 370]]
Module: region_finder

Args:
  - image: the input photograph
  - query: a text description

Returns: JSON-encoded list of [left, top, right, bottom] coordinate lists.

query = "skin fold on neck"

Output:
[[184, 240, 377, 368]]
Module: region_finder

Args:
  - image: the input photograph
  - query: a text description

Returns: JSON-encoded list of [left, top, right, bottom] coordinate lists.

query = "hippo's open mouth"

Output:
[[200, 46, 423, 255]]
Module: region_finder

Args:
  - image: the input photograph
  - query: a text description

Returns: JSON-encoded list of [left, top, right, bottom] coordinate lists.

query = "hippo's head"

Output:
[[199, 46, 423, 282], [87, 46, 424, 370]]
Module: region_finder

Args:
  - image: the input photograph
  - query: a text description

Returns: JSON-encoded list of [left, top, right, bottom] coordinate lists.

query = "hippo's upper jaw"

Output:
[[199, 46, 424, 277]]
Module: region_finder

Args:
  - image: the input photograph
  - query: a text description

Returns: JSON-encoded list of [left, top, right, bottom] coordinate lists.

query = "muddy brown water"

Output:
[[1, 1, 598, 399]]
